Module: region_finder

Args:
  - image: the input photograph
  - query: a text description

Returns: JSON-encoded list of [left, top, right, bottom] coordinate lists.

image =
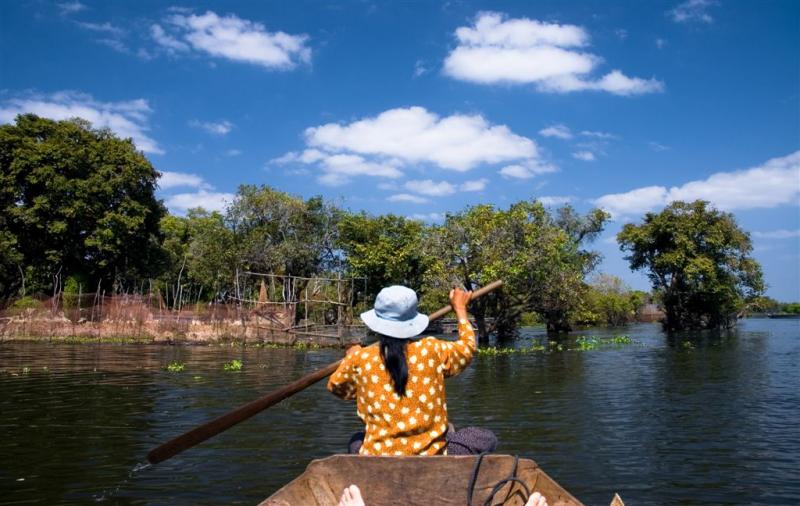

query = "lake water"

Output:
[[1, 319, 798, 505]]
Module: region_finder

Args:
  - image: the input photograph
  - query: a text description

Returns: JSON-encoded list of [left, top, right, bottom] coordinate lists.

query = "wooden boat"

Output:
[[260, 454, 609, 506]]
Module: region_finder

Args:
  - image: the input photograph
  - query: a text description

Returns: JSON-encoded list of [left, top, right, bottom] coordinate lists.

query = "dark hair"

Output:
[[379, 336, 408, 396]]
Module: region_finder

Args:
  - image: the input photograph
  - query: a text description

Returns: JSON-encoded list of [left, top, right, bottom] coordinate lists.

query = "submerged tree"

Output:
[[617, 200, 764, 330], [0, 114, 165, 297], [424, 202, 608, 340], [577, 274, 647, 326]]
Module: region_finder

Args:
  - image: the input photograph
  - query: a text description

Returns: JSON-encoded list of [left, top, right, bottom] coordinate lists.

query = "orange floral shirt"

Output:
[[327, 320, 476, 456]]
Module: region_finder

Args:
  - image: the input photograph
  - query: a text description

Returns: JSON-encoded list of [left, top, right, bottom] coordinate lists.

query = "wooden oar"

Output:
[[146, 279, 503, 464]]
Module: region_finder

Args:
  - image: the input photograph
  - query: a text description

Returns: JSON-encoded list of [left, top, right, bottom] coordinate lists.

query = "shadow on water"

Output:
[[0, 319, 798, 505]]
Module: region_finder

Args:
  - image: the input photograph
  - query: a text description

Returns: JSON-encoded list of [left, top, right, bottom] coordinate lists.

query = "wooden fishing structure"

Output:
[[243, 272, 368, 346]]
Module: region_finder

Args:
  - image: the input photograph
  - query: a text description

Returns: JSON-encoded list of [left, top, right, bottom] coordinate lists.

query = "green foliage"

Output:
[[166, 361, 185, 372], [781, 303, 800, 314], [9, 296, 40, 311], [0, 114, 166, 297], [337, 212, 429, 302], [518, 312, 541, 326], [576, 274, 646, 326], [223, 359, 243, 371], [574, 335, 633, 350], [424, 202, 608, 338], [475, 334, 634, 355], [618, 200, 764, 330], [227, 186, 341, 277]]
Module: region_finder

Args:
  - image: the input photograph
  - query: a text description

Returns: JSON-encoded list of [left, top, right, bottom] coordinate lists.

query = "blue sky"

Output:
[[1, 0, 798, 300]]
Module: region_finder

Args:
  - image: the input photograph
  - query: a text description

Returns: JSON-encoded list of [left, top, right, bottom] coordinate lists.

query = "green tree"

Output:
[[424, 202, 608, 340], [226, 185, 340, 277], [0, 114, 165, 297], [617, 200, 764, 330], [578, 274, 646, 326], [337, 212, 429, 301]]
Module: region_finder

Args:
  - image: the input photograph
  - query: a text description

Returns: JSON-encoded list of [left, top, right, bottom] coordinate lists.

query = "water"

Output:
[[0, 320, 798, 505]]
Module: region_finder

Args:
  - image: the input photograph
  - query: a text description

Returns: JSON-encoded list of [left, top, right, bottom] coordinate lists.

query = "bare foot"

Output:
[[526, 491, 548, 506], [338, 484, 365, 506]]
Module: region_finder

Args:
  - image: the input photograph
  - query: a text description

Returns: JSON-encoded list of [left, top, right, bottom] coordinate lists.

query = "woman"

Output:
[[328, 285, 495, 456]]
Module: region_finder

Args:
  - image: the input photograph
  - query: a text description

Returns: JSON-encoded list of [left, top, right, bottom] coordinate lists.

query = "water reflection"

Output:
[[0, 319, 798, 505]]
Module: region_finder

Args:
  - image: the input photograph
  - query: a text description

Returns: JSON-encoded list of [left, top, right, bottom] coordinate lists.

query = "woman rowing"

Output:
[[327, 285, 496, 455]]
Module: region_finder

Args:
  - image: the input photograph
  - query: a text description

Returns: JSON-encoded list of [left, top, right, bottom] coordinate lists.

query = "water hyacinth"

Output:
[[223, 359, 243, 371], [166, 361, 185, 372], [476, 335, 636, 356]]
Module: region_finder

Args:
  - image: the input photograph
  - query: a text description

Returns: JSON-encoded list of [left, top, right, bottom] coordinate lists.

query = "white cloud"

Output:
[[58, 1, 86, 15], [159, 171, 211, 190], [648, 141, 670, 152], [538, 196, 572, 206], [409, 212, 445, 222], [151, 24, 190, 53], [276, 106, 550, 186], [76, 21, 124, 36], [594, 186, 669, 217], [443, 12, 664, 95], [304, 106, 538, 172], [405, 180, 456, 197], [572, 150, 596, 161], [499, 161, 558, 179], [225, 149, 243, 157], [157, 172, 233, 214], [669, 0, 717, 24], [414, 60, 428, 77], [461, 178, 488, 191], [318, 154, 403, 186], [190, 119, 233, 135], [404, 178, 489, 196], [154, 11, 311, 69], [388, 193, 429, 204], [165, 190, 235, 214], [539, 124, 572, 139], [655, 38, 667, 49], [581, 130, 616, 139], [593, 151, 800, 217], [752, 229, 800, 240], [0, 90, 163, 154]]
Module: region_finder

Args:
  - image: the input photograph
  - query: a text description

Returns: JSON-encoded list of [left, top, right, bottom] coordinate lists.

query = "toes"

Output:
[[350, 484, 363, 501]]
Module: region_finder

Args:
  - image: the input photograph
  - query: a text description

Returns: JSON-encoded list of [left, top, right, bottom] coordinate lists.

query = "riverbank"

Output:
[[0, 314, 362, 347]]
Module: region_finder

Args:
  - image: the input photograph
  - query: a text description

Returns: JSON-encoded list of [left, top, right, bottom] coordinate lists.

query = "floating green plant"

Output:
[[166, 361, 185, 372], [574, 335, 635, 350], [223, 359, 243, 371], [478, 335, 636, 356], [21, 367, 30, 374]]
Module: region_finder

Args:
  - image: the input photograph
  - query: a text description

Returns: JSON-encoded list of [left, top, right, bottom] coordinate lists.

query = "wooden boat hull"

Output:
[[261, 454, 582, 506]]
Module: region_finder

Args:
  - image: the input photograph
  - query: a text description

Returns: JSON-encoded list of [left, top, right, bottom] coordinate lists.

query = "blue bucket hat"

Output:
[[360, 285, 429, 339]]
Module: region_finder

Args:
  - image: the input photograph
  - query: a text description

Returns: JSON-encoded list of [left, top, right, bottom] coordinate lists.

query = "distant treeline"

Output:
[[1, 115, 775, 335]]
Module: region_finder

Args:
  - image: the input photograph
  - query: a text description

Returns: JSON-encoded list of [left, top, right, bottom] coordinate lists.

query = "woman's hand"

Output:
[[449, 288, 472, 321]]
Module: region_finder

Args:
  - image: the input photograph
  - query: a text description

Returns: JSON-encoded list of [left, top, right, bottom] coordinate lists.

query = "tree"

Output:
[[424, 202, 608, 340], [337, 212, 429, 302], [577, 274, 647, 326], [0, 114, 165, 297], [226, 185, 341, 278], [617, 200, 764, 330]]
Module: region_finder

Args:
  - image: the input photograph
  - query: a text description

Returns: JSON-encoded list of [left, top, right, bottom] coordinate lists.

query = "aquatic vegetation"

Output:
[[166, 361, 185, 372], [574, 335, 635, 350], [477, 335, 636, 356], [21, 367, 30, 374], [680, 340, 696, 350], [223, 359, 243, 371]]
